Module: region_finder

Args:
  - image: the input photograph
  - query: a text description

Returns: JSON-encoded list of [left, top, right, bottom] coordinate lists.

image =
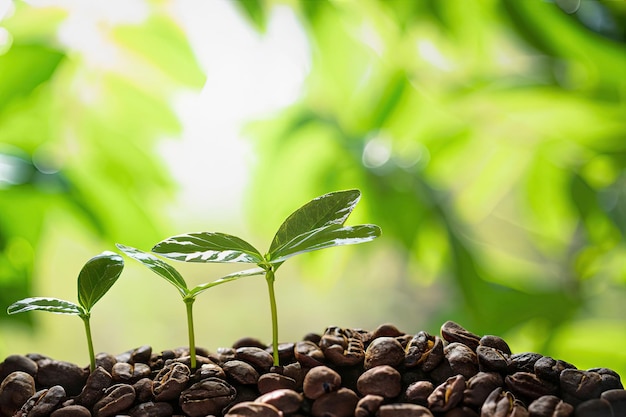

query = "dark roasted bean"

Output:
[[463, 372, 504, 408], [482, 387, 529, 417], [533, 357, 575, 384], [477, 345, 509, 373], [559, 369, 602, 406], [294, 341, 325, 368], [235, 347, 274, 371], [223, 360, 259, 385], [505, 372, 558, 402], [589, 367, 624, 391], [404, 380, 434, 405], [0, 371, 36, 416], [600, 389, 626, 416], [257, 372, 297, 393], [74, 367, 112, 408], [19, 385, 66, 417], [50, 405, 91, 417], [508, 353, 543, 374], [356, 365, 402, 399], [574, 398, 612, 417], [480, 335, 512, 355], [371, 323, 404, 339], [527, 395, 573, 417], [445, 342, 478, 379], [130, 401, 173, 417], [364, 337, 405, 370], [152, 362, 190, 402], [427, 374, 464, 412], [226, 400, 282, 416], [405, 331, 436, 368], [311, 387, 358, 417], [37, 360, 88, 397], [354, 394, 384, 417], [441, 321, 481, 351], [93, 383, 135, 417], [0, 355, 37, 380], [129, 346, 152, 365], [179, 377, 236, 417]]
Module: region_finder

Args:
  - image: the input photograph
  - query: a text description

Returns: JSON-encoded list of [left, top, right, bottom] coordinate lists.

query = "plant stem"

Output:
[[265, 268, 280, 366], [82, 314, 96, 373], [185, 298, 197, 370]]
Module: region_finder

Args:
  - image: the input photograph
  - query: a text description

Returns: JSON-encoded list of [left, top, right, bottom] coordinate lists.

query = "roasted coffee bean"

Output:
[[508, 353, 544, 374], [223, 360, 259, 385], [422, 336, 445, 372], [225, 400, 282, 416], [527, 395, 573, 417], [282, 361, 306, 389], [294, 341, 325, 368], [356, 365, 402, 399], [132, 378, 153, 403], [480, 335, 512, 355], [235, 346, 274, 371], [354, 394, 384, 417], [179, 377, 236, 417], [363, 337, 405, 370], [505, 372, 558, 402], [74, 367, 112, 408], [574, 398, 612, 417], [427, 374, 465, 412], [193, 362, 225, 381], [559, 369, 602, 406], [588, 367, 624, 391], [271, 342, 296, 363], [130, 401, 174, 417], [600, 389, 626, 416], [311, 387, 358, 417], [429, 357, 455, 385], [93, 383, 135, 417], [256, 388, 303, 413], [258, 372, 297, 393], [533, 356, 575, 384], [405, 331, 435, 368], [94, 353, 117, 374], [371, 323, 404, 339], [303, 365, 341, 399], [50, 405, 91, 417], [445, 342, 478, 379], [152, 362, 190, 401], [37, 359, 88, 396], [322, 328, 365, 366], [129, 346, 152, 365], [441, 321, 481, 351], [463, 372, 504, 408], [0, 355, 37, 380], [111, 362, 133, 382], [404, 380, 434, 405], [377, 403, 434, 417], [482, 387, 529, 417], [18, 385, 66, 417], [233, 337, 266, 350], [0, 371, 36, 416], [477, 345, 509, 373]]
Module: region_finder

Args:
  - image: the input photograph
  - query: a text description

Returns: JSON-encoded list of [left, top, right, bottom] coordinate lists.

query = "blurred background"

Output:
[[1, 0, 625, 377]]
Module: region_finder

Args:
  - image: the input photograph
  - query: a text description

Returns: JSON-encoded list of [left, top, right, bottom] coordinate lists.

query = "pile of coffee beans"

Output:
[[0, 321, 624, 416]]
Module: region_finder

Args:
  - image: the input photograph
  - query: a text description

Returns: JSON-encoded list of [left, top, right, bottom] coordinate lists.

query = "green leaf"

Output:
[[152, 232, 264, 264], [189, 267, 266, 297], [77, 251, 124, 312], [269, 224, 381, 264], [268, 189, 362, 256], [7, 297, 83, 316], [234, 0, 268, 33], [116, 243, 189, 298]]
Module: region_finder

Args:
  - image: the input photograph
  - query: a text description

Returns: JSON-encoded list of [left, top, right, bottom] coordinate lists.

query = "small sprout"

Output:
[[152, 189, 381, 365], [116, 243, 262, 370], [7, 251, 124, 372]]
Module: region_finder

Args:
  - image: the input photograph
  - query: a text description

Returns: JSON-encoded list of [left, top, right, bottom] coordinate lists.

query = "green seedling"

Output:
[[7, 251, 124, 372], [151, 189, 381, 365], [115, 243, 262, 370]]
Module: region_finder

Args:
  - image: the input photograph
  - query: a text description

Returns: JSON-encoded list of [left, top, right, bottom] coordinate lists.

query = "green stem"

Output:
[[265, 268, 280, 366], [82, 314, 96, 373], [185, 298, 197, 370]]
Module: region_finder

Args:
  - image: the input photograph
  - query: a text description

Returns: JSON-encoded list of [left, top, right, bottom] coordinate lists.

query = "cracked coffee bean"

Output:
[[427, 374, 464, 412], [18, 385, 66, 417], [74, 367, 112, 408], [93, 383, 136, 417], [559, 369, 602, 406], [152, 362, 190, 402], [482, 387, 529, 417], [533, 356, 575, 384], [179, 377, 236, 417], [505, 372, 558, 403], [321, 327, 365, 367], [303, 365, 341, 399]]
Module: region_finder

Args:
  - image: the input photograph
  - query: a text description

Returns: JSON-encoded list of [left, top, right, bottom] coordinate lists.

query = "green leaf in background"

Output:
[[77, 252, 124, 312], [234, 0, 268, 33], [269, 224, 381, 264], [116, 244, 189, 297], [152, 232, 264, 264], [268, 189, 362, 256], [7, 297, 82, 316]]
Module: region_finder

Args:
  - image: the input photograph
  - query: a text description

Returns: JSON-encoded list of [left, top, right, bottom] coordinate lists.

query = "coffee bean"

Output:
[[294, 341, 325, 368], [179, 377, 236, 417], [19, 385, 66, 417], [574, 398, 612, 417], [132, 378, 153, 403], [258, 372, 297, 393], [477, 345, 509, 373], [129, 346, 152, 365], [377, 403, 434, 417], [364, 337, 405, 370], [533, 356, 575, 384], [194, 362, 226, 381], [428, 374, 465, 412], [235, 347, 274, 371], [404, 380, 434, 405], [232, 337, 266, 349], [356, 365, 402, 399], [480, 335, 512, 355], [50, 405, 91, 417], [508, 353, 544, 374], [588, 367, 624, 391], [74, 367, 112, 407], [111, 362, 133, 382], [600, 389, 626, 416], [93, 383, 135, 417], [152, 362, 190, 402], [0, 371, 36, 416], [223, 360, 259, 385], [482, 387, 529, 417], [0, 355, 38, 380], [225, 400, 282, 416], [321, 328, 365, 367], [303, 366, 341, 399], [371, 323, 404, 339], [37, 360, 88, 397], [129, 401, 174, 417], [527, 395, 573, 417], [463, 372, 503, 408], [505, 372, 558, 402], [354, 394, 384, 417], [94, 353, 116, 374], [256, 388, 303, 413], [311, 387, 358, 417], [405, 331, 436, 368], [445, 342, 478, 379], [559, 369, 602, 406], [441, 321, 480, 351]]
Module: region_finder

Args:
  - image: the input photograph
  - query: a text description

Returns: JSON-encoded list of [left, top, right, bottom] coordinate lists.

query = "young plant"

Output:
[[115, 243, 262, 370], [151, 189, 381, 365], [7, 251, 124, 372]]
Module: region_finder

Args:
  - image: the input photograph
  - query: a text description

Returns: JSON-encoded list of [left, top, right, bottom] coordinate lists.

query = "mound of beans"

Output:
[[0, 321, 624, 416]]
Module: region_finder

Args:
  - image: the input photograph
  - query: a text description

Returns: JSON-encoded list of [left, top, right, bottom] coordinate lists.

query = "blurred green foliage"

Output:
[[0, 1, 205, 325], [239, 0, 626, 372], [1, 0, 625, 376]]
